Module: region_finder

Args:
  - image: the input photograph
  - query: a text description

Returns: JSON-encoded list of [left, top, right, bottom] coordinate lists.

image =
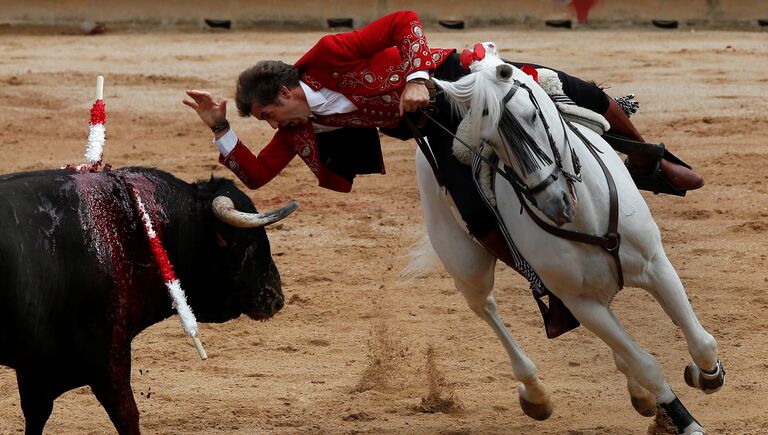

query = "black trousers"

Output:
[[383, 53, 608, 238]]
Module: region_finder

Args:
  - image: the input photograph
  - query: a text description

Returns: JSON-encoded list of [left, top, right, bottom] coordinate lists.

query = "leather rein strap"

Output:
[[404, 115, 445, 187]]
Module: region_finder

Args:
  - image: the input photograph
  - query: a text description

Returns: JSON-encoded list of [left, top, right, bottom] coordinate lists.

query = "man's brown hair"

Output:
[[235, 60, 301, 117]]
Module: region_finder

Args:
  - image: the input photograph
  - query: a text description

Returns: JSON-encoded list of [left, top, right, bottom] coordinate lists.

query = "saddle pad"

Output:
[[536, 68, 610, 135]]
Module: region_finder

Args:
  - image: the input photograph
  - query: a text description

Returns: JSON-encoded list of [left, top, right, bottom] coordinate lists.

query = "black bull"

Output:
[[0, 167, 289, 434]]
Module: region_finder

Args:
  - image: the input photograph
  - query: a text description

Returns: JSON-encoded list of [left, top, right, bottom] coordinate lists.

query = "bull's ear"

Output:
[[496, 64, 513, 81]]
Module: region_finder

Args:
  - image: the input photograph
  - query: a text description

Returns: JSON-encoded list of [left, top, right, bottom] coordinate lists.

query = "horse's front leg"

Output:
[[645, 253, 724, 394], [558, 293, 705, 434], [416, 149, 552, 420], [444, 245, 553, 421], [466, 291, 553, 420]]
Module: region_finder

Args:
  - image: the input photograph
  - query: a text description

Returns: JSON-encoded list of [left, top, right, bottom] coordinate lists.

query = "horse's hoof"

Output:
[[519, 396, 553, 421], [631, 395, 657, 417], [684, 360, 725, 394], [681, 421, 706, 435]]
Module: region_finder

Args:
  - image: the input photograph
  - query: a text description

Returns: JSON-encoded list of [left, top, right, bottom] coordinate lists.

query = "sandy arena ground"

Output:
[[0, 25, 767, 434]]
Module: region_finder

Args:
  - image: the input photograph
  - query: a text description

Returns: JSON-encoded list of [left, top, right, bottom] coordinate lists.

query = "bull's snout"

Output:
[[247, 261, 285, 320], [253, 289, 283, 319], [271, 293, 285, 314]]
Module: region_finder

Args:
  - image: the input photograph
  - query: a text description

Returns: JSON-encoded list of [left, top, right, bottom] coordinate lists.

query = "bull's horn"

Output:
[[212, 196, 298, 228]]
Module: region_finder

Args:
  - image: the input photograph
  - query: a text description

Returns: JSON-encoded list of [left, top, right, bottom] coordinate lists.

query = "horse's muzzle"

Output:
[[540, 190, 576, 227]]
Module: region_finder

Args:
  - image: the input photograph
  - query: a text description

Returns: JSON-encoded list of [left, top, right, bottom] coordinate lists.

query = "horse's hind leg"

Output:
[[559, 293, 705, 434], [613, 351, 656, 417], [416, 150, 552, 420], [645, 254, 724, 393]]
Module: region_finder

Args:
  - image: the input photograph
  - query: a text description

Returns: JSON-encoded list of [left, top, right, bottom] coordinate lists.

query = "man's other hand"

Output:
[[399, 81, 430, 116]]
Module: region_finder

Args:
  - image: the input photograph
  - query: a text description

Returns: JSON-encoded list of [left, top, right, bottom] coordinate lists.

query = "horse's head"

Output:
[[436, 44, 581, 226]]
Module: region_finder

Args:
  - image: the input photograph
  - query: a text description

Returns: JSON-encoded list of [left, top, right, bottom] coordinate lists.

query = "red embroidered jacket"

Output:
[[219, 10, 453, 192]]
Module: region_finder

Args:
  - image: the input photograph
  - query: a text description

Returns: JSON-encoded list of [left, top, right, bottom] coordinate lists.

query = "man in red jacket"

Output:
[[183, 10, 702, 337]]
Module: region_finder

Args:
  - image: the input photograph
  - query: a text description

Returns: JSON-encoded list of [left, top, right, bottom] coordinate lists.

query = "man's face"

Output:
[[251, 86, 310, 130]]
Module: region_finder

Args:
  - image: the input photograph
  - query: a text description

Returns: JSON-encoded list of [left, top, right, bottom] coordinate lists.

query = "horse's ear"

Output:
[[496, 64, 513, 81]]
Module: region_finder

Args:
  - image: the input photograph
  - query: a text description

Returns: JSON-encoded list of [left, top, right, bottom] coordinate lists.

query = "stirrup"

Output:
[[626, 143, 691, 197], [604, 134, 692, 197], [534, 290, 580, 339]]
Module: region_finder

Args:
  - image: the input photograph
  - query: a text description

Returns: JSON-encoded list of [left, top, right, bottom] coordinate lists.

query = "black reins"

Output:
[[410, 78, 625, 288]]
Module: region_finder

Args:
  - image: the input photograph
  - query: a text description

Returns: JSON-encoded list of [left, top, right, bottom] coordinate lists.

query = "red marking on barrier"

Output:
[[570, 0, 597, 23], [90, 99, 106, 125]]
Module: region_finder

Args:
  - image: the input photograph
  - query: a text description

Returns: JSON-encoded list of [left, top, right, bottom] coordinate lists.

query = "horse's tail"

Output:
[[399, 232, 440, 281]]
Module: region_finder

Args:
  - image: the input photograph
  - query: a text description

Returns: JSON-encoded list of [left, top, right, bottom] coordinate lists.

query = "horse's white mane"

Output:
[[433, 67, 507, 150]]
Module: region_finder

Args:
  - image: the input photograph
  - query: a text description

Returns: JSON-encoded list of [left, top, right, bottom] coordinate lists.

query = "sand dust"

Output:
[[0, 26, 766, 434]]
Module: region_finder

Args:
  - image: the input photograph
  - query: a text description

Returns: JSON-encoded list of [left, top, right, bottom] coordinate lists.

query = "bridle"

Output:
[[409, 76, 625, 288], [490, 79, 582, 207]]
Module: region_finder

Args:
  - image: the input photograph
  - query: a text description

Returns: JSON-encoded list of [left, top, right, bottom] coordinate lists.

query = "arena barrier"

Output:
[[1, 0, 766, 29]]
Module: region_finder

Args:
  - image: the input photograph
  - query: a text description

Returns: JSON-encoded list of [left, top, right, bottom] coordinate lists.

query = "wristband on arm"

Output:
[[211, 120, 230, 133]]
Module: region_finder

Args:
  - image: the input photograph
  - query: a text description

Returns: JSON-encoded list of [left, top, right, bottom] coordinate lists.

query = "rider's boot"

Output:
[[603, 97, 704, 192], [478, 225, 580, 339]]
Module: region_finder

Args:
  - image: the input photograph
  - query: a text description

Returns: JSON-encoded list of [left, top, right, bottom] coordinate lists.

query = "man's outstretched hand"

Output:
[[183, 90, 227, 129]]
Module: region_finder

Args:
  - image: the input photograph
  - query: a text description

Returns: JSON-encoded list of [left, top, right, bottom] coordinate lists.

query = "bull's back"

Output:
[[0, 170, 116, 366]]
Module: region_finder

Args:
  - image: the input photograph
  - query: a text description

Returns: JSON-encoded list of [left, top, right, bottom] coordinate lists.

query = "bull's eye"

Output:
[[216, 233, 228, 248]]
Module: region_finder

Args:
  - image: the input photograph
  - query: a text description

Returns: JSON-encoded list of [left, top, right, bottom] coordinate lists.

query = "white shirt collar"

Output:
[[299, 81, 327, 113]]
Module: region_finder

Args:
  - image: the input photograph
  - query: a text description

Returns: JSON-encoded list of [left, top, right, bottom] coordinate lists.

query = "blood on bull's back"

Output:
[[0, 166, 292, 434]]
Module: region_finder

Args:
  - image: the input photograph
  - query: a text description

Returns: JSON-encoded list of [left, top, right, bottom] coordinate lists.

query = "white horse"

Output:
[[414, 43, 724, 434]]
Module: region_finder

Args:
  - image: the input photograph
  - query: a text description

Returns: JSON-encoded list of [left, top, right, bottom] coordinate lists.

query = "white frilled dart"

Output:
[[85, 76, 106, 167], [129, 185, 208, 360]]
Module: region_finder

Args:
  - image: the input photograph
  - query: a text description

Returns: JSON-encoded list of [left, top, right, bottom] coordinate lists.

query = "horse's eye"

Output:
[[531, 112, 538, 123]]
